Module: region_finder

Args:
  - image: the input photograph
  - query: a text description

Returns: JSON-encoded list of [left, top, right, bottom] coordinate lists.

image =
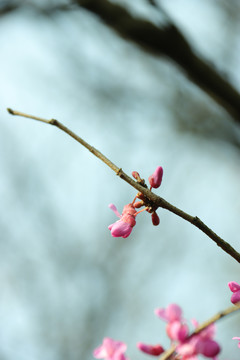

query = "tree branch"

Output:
[[75, 0, 240, 123], [160, 304, 240, 360], [7, 108, 240, 264]]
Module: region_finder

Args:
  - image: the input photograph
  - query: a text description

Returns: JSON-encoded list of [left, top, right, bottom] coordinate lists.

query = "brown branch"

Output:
[[7, 108, 240, 263], [76, 0, 240, 123], [160, 304, 240, 360]]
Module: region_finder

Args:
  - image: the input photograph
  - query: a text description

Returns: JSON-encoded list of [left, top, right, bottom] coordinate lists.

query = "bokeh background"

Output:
[[0, 0, 240, 359]]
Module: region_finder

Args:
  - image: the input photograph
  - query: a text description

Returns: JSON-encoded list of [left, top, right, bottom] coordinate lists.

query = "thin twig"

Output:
[[160, 304, 240, 360], [7, 108, 240, 264]]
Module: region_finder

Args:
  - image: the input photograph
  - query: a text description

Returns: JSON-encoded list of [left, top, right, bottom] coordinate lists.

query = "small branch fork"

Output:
[[160, 304, 240, 360], [7, 108, 240, 264]]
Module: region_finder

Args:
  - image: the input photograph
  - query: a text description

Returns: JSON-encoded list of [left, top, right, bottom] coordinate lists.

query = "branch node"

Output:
[[193, 216, 200, 224], [116, 168, 123, 176], [49, 118, 58, 126]]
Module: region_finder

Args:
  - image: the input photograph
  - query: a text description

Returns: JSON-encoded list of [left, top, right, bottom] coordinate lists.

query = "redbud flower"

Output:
[[228, 281, 240, 305], [148, 166, 163, 189], [93, 337, 128, 360], [137, 342, 164, 356], [233, 337, 240, 348], [197, 338, 221, 357], [166, 321, 189, 342], [155, 303, 183, 323], [108, 203, 136, 238], [177, 323, 220, 359]]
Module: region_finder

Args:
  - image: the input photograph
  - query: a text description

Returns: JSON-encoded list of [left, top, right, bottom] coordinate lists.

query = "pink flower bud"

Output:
[[137, 342, 164, 356], [197, 339, 221, 357], [136, 192, 145, 200], [133, 201, 144, 209], [228, 281, 240, 305], [151, 212, 160, 226], [132, 171, 140, 180], [148, 166, 163, 189], [108, 220, 133, 238]]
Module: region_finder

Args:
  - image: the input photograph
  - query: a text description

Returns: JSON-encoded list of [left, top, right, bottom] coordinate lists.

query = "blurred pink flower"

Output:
[[93, 337, 128, 360], [233, 337, 240, 348], [228, 281, 240, 305], [166, 321, 189, 342], [137, 342, 164, 356], [177, 323, 220, 359], [155, 303, 183, 323]]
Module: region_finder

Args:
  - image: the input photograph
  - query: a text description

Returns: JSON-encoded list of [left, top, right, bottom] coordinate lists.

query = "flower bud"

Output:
[[151, 212, 160, 226], [133, 201, 144, 209], [228, 281, 240, 305], [148, 166, 163, 189], [137, 342, 164, 356], [132, 171, 140, 180], [198, 339, 221, 357]]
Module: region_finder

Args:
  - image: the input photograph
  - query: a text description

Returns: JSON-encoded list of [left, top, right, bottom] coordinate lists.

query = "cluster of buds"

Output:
[[228, 281, 240, 349], [93, 304, 221, 360], [228, 281, 240, 305], [108, 166, 163, 238], [93, 284, 240, 360], [138, 304, 220, 359]]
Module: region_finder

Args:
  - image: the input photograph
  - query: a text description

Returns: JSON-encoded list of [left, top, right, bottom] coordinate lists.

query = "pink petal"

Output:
[[155, 304, 182, 323], [177, 342, 197, 357], [93, 338, 127, 360], [137, 342, 164, 356], [108, 220, 133, 238], [197, 339, 221, 357], [154, 307, 167, 321], [231, 291, 240, 305], [109, 203, 121, 218], [165, 303, 183, 322], [93, 345, 107, 358], [166, 321, 189, 342], [228, 281, 240, 292]]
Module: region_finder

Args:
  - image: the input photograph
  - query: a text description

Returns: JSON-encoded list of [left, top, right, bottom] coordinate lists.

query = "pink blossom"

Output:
[[197, 339, 220, 357], [233, 337, 240, 348], [228, 281, 240, 305], [166, 321, 189, 342], [108, 203, 136, 238], [155, 303, 183, 323], [177, 324, 220, 359], [93, 337, 128, 360], [137, 342, 164, 356], [148, 166, 163, 189]]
